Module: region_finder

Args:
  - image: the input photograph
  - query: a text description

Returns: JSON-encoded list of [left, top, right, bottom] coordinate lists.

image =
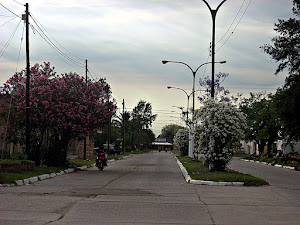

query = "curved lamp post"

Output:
[[202, 0, 227, 99], [167, 86, 192, 125], [163, 60, 226, 157], [162, 60, 226, 112]]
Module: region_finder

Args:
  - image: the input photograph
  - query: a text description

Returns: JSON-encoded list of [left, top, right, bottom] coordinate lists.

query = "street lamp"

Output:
[[163, 60, 226, 157], [202, 0, 227, 99], [162, 60, 226, 113], [167, 86, 192, 125]]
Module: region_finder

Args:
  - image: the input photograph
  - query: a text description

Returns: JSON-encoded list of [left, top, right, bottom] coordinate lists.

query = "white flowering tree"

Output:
[[173, 128, 189, 156], [195, 99, 246, 171]]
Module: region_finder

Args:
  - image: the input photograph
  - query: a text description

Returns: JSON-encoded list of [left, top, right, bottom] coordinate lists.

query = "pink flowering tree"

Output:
[[0, 63, 116, 166]]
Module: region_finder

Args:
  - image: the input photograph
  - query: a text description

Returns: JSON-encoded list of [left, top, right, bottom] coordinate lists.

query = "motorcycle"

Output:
[[96, 150, 107, 171]]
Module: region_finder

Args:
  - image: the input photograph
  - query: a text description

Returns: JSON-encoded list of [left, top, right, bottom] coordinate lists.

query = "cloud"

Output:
[[0, 0, 295, 136]]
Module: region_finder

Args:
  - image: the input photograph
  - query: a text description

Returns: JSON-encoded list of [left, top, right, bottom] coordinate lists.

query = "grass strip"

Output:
[[242, 155, 300, 168], [0, 159, 96, 184], [177, 156, 268, 186], [68, 159, 94, 167], [0, 166, 66, 184]]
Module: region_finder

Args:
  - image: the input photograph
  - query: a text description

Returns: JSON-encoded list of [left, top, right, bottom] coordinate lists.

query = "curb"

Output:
[[175, 157, 244, 186], [240, 159, 297, 170], [1, 155, 132, 187], [0, 166, 89, 187]]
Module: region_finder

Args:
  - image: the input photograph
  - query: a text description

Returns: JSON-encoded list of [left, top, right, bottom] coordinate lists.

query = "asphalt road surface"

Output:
[[0, 151, 299, 225], [229, 157, 300, 207]]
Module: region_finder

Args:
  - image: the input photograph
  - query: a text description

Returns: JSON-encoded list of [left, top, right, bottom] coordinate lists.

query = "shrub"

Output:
[[173, 129, 189, 156], [195, 100, 247, 171]]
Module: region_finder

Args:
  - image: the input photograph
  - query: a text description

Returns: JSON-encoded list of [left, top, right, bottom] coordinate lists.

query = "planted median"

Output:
[[177, 156, 268, 186]]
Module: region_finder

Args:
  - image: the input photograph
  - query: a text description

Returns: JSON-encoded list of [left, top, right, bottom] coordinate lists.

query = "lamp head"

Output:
[[167, 86, 172, 89], [162, 60, 169, 64], [220, 61, 226, 64]]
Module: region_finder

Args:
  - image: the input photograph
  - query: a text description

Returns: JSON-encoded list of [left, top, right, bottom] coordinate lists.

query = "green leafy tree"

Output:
[[131, 100, 157, 150], [261, 0, 300, 142], [159, 124, 184, 143], [273, 76, 300, 142], [140, 128, 156, 150], [241, 92, 281, 155], [261, 0, 300, 80], [112, 111, 133, 151]]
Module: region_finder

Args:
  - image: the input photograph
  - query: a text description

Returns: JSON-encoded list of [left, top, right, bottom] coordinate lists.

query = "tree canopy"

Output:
[[0, 63, 115, 165], [241, 92, 281, 155], [261, 0, 300, 142], [196, 100, 246, 170], [273, 76, 300, 142], [159, 124, 184, 143], [261, 0, 300, 80], [131, 100, 157, 150]]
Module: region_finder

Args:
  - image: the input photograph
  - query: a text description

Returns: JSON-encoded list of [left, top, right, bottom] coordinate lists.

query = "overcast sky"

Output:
[[0, 0, 294, 136]]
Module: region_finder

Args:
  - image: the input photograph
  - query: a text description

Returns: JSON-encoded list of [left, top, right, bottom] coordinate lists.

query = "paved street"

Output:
[[229, 157, 300, 207], [0, 151, 299, 225]]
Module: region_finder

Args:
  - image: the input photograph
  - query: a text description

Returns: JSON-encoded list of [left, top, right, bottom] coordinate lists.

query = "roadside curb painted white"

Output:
[[240, 159, 296, 170], [2, 154, 133, 187], [175, 157, 244, 186]]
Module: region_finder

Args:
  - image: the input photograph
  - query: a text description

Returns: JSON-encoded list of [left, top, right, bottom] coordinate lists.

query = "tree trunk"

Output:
[[258, 140, 266, 155], [44, 131, 70, 167]]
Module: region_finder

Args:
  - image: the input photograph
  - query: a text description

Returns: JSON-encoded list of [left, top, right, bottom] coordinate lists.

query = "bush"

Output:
[[173, 129, 189, 156], [0, 151, 28, 160], [195, 100, 247, 171]]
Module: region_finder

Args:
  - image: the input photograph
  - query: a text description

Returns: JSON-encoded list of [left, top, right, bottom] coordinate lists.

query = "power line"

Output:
[[29, 14, 85, 68], [32, 25, 84, 68], [0, 3, 22, 18], [0, 14, 20, 27], [0, 14, 16, 17], [87, 69, 96, 81], [30, 13, 84, 62], [216, 0, 253, 53], [216, 0, 246, 45], [0, 19, 22, 58], [12, 0, 24, 6], [15, 22, 25, 72]]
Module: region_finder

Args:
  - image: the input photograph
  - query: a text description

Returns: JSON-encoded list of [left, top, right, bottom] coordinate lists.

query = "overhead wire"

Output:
[[196, 0, 245, 67], [31, 25, 84, 68], [216, 0, 253, 53], [0, 14, 16, 17], [30, 13, 84, 62], [12, 0, 24, 6], [15, 22, 25, 72], [0, 14, 21, 27], [0, 18, 22, 58], [0, 3, 22, 18], [29, 14, 85, 68], [216, 0, 246, 45]]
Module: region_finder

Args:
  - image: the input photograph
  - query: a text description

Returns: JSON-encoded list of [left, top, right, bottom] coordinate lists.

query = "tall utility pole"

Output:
[[122, 99, 125, 153], [202, 0, 227, 99], [107, 89, 111, 154], [83, 59, 88, 160], [23, 3, 31, 158]]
